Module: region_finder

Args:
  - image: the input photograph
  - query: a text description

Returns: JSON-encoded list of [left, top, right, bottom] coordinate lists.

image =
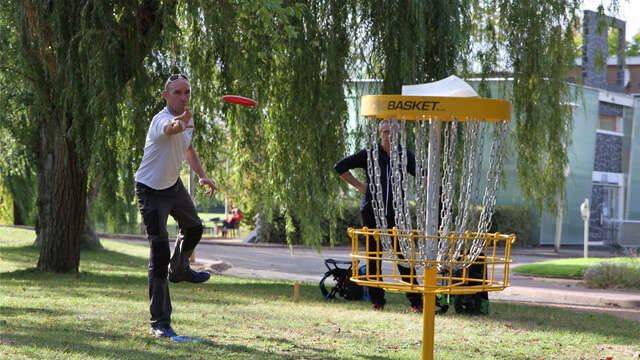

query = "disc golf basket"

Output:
[[348, 94, 515, 360]]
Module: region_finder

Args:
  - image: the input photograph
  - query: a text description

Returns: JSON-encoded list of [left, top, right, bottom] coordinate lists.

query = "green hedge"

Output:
[[489, 205, 535, 247], [254, 203, 361, 246]]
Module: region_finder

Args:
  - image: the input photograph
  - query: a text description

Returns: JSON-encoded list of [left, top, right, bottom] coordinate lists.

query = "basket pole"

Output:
[[422, 266, 437, 360]]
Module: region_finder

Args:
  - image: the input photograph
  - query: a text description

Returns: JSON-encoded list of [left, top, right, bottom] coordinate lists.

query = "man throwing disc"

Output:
[[135, 73, 217, 338]]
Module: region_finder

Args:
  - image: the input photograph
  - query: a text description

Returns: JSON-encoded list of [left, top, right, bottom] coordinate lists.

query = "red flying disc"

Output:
[[222, 95, 257, 106]]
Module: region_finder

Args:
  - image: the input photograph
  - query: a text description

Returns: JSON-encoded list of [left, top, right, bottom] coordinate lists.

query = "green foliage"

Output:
[[0, 0, 616, 258], [490, 205, 534, 247], [497, 0, 580, 215], [515, 257, 640, 290], [0, 0, 37, 226], [627, 30, 640, 57], [583, 260, 640, 290], [0, 128, 36, 225], [5, 0, 173, 271], [608, 27, 620, 57], [258, 202, 361, 246], [606, 13, 640, 57], [180, 1, 351, 247], [0, 181, 13, 224], [358, 0, 471, 93], [513, 257, 639, 279]]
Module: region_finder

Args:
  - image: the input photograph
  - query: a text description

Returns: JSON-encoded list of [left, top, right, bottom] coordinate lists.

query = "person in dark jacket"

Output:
[[334, 119, 423, 312]]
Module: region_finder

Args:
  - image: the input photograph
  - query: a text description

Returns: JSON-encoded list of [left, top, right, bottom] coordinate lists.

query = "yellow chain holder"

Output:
[[349, 228, 515, 294], [352, 95, 514, 360]]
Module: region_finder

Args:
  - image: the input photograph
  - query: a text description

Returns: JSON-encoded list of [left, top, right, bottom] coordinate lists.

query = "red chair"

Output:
[[217, 218, 241, 238]]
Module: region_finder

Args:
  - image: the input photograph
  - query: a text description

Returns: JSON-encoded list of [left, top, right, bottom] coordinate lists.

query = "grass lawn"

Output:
[[1, 227, 639, 359], [512, 257, 640, 278]]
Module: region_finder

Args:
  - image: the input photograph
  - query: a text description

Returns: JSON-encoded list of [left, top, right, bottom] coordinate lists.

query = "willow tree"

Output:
[[0, 3, 36, 226], [358, 0, 471, 93], [14, 0, 173, 272], [497, 0, 582, 214], [179, 0, 351, 246]]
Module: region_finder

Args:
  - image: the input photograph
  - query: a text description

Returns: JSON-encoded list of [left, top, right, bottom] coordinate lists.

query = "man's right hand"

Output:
[[175, 106, 192, 124], [165, 107, 194, 135]]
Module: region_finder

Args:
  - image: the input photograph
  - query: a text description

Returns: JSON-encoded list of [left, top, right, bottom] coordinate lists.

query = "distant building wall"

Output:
[[538, 86, 600, 245], [581, 10, 625, 92], [626, 99, 640, 219]]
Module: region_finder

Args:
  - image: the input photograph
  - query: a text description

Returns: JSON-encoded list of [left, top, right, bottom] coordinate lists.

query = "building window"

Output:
[[597, 114, 622, 133]]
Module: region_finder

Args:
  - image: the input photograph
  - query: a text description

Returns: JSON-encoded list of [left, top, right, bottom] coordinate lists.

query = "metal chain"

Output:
[[362, 115, 508, 270], [471, 120, 508, 261], [398, 119, 414, 261], [424, 116, 441, 265], [436, 120, 458, 267], [414, 117, 429, 266], [389, 120, 404, 231], [400, 119, 413, 233], [471, 122, 487, 224], [389, 119, 412, 263], [448, 118, 481, 269], [365, 117, 391, 253]]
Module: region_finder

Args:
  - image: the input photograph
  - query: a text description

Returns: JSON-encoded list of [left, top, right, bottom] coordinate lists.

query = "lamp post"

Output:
[[580, 198, 590, 258], [554, 165, 570, 252]]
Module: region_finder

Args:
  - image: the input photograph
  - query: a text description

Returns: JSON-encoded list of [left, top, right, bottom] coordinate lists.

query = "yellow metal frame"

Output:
[[360, 95, 511, 121], [349, 227, 515, 294], [354, 93, 513, 359], [349, 227, 515, 360]]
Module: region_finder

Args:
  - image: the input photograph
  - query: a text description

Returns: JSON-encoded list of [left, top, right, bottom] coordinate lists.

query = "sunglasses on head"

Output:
[[168, 74, 189, 81]]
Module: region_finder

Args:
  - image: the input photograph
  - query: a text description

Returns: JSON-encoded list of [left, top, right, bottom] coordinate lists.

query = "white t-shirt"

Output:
[[135, 107, 194, 190]]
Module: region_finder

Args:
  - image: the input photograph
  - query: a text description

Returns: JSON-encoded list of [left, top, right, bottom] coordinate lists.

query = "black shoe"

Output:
[[150, 326, 177, 338], [169, 269, 211, 283]]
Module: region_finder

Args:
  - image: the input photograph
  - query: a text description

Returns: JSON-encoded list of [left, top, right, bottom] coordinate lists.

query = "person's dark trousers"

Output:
[[361, 209, 423, 308], [136, 179, 203, 329]]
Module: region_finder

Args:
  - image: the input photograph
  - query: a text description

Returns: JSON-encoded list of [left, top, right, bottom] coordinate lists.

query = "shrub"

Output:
[[255, 210, 301, 245], [254, 203, 361, 246], [489, 205, 535, 247], [583, 260, 640, 290], [331, 204, 362, 246]]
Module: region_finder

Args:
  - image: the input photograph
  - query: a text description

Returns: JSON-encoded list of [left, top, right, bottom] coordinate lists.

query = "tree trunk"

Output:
[[36, 120, 88, 273], [81, 179, 102, 250], [13, 201, 24, 225], [80, 206, 101, 249]]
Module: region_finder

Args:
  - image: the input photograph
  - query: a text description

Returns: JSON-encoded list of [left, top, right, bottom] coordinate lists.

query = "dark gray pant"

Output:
[[135, 179, 203, 329], [361, 207, 423, 307]]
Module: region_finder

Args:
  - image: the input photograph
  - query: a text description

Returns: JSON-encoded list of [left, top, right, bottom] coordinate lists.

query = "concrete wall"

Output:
[[626, 99, 640, 219], [538, 86, 599, 245]]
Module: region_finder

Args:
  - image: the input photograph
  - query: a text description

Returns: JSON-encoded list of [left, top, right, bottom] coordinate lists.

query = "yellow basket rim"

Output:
[[360, 95, 511, 121]]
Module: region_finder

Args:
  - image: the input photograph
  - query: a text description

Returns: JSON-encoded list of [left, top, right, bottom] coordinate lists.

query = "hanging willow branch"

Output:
[[358, 0, 471, 93], [498, 0, 581, 214], [178, 0, 351, 247]]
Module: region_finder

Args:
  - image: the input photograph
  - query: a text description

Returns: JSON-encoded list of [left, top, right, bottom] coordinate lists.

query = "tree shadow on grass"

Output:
[[0, 306, 71, 317], [2, 245, 639, 348], [0, 244, 149, 272], [253, 335, 396, 360], [10, 273, 638, 347], [1, 322, 343, 360], [478, 302, 640, 345]]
